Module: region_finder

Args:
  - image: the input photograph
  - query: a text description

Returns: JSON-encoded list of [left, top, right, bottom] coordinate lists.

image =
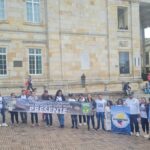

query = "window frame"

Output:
[[117, 6, 129, 31], [0, 47, 7, 76], [28, 48, 42, 75], [26, 0, 41, 24], [0, 0, 6, 21], [119, 51, 130, 75]]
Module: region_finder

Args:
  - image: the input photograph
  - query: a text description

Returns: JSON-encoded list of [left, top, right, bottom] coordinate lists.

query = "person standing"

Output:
[[8, 93, 19, 126], [41, 90, 53, 127], [78, 94, 86, 126], [20, 90, 28, 124], [140, 97, 149, 138], [68, 94, 78, 129], [0, 93, 8, 127], [125, 92, 140, 136], [95, 94, 107, 131], [28, 91, 39, 127], [27, 75, 34, 91], [55, 90, 65, 128], [105, 100, 113, 131], [86, 94, 96, 130]]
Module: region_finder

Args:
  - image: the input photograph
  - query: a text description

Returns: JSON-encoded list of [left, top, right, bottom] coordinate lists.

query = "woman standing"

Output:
[[86, 94, 96, 130], [140, 97, 149, 138], [78, 94, 86, 126], [55, 90, 65, 128], [105, 100, 113, 131]]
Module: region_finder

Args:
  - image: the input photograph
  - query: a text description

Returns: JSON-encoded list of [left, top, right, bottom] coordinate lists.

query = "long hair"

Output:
[[55, 89, 65, 101]]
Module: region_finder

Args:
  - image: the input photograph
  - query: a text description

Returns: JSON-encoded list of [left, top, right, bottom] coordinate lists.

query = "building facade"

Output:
[[0, 0, 149, 94]]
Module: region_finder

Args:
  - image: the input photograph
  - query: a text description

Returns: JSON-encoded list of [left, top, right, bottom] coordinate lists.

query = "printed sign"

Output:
[[6, 98, 92, 115], [111, 106, 131, 135]]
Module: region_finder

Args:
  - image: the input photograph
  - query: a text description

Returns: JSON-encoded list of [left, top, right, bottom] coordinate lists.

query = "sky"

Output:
[[145, 27, 150, 38]]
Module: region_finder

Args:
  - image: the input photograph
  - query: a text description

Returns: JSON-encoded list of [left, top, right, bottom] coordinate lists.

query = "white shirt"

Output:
[[0, 96, 3, 109], [95, 99, 106, 112], [21, 95, 27, 99], [28, 95, 38, 101], [125, 98, 140, 115], [140, 104, 147, 118], [68, 98, 76, 102], [56, 96, 62, 102]]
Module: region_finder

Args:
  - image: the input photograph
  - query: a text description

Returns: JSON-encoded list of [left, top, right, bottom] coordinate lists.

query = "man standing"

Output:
[[125, 92, 140, 136], [95, 94, 107, 131], [41, 90, 53, 127]]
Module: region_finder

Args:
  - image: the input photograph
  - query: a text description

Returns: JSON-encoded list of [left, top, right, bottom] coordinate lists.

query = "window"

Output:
[[118, 7, 128, 30], [119, 52, 130, 74], [26, 0, 40, 23], [29, 48, 42, 74], [0, 0, 5, 20], [0, 48, 7, 75]]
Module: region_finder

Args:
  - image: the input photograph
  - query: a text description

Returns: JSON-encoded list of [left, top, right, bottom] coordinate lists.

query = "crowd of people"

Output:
[[0, 88, 150, 140]]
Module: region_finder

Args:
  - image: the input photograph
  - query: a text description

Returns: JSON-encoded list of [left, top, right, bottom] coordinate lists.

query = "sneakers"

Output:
[[144, 134, 149, 139], [79, 123, 82, 126], [130, 132, 134, 136], [1, 123, 8, 127], [83, 123, 86, 126], [136, 132, 140, 137]]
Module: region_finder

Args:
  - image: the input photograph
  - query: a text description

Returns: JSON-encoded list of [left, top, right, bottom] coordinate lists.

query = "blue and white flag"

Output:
[[111, 106, 131, 135]]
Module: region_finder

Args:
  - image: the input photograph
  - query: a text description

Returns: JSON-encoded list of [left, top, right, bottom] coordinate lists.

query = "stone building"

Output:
[[0, 0, 150, 94]]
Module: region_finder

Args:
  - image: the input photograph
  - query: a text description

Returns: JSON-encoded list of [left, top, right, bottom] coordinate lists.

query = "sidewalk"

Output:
[[0, 114, 149, 150]]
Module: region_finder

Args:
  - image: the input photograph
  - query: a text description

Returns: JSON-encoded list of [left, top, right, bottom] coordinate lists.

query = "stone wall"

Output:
[[0, 0, 142, 93]]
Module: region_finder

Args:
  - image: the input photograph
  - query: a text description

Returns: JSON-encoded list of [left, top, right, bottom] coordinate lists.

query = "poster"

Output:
[[111, 106, 131, 135]]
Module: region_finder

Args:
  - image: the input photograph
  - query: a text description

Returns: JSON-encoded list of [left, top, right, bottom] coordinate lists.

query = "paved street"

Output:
[[0, 114, 149, 150]]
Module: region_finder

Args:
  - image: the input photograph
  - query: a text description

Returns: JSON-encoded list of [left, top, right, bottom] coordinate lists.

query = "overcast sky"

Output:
[[145, 27, 150, 38]]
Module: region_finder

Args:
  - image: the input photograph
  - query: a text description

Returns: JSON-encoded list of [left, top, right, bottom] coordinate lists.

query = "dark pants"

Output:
[[20, 112, 27, 123], [96, 112, 105, 130], [71, 115, 78, 128], [45, 113, 52, 126], [87, 115, 95, 129], [31, 113, 38, 124], [130, 114, 139, 133], [1, 109, 6, 123], [141, 118, 149, 134], [10, 112, 19, 124], [79, 115, 86, 124], [27, 82, 33, 91]]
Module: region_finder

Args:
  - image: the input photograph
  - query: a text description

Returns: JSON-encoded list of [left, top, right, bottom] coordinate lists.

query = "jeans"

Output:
[[31, 113, 38, 124], [96, 112, 105, 130], [10, 112, 19, 124], [45, 113, 52, 126], [71, 115, 78, 127], [20, 112, 27, 123], [130, 114, 139, 133], [1, 109, 6, 123], [141, 118, 149, 134], [57, 114, 64, 126], [87, 115, 95, 129], [79, 115, 86, 124]]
